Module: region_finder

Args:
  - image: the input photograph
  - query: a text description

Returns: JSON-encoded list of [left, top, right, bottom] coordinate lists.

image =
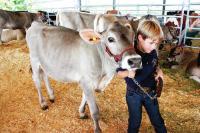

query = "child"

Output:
[[117, 19, 167, 133]]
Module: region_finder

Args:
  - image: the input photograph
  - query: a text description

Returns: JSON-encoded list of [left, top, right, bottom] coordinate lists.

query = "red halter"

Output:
[[105, 45, 134, 62]]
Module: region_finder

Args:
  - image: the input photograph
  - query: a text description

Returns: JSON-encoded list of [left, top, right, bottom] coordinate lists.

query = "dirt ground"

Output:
[[0, 40, 199, 133]]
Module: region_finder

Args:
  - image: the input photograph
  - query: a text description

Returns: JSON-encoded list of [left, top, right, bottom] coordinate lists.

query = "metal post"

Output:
[[162, 0, 166, 16], [77, 0, 81, 11], [178, 0, 185, 45], [47, 12, 50, 25], [184, 0, 190, 44], [113, 0, 116, 10]]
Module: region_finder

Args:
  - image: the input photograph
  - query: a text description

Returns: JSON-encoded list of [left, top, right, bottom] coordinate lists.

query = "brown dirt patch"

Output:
[[0, 41, 199, 133]]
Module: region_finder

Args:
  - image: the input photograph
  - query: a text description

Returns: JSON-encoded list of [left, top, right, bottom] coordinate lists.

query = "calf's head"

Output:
[[80, 14, 142, 70], [163, 46, 184, 68], [162, 25, 178, 44]]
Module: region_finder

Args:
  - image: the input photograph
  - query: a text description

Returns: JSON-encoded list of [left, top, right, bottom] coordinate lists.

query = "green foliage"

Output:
[[0, 0, 32, 11]]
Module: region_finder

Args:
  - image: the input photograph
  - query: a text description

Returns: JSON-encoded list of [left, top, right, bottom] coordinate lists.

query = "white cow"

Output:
[[26, 14, 141, 132], [56, 11, 130, 31], [1, 29, 25, 43], [0, 9, 44, 44], [56, 11, 95, 31]]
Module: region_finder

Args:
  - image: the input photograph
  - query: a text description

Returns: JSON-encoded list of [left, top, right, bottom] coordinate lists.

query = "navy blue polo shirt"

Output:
[[116, 41, 158, 92]]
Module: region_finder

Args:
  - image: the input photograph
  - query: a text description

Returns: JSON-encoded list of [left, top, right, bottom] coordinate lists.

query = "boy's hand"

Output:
[[155, 68, 164, 81], [128, 70, 136, 78]]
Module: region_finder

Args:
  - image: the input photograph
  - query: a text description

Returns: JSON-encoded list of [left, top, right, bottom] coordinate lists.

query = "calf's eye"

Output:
[[108, 37, 115, 43]]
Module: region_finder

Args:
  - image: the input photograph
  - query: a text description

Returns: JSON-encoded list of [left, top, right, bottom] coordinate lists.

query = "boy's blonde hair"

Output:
[[137, 15, 164, 42]]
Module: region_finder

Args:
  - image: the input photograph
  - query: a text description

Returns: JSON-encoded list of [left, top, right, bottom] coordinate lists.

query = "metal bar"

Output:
[[78, 0, 81, 11], [190, 3, 200, 5], [185, 27, 200, 30], [80, 4, 185, 8], [188, 16, 200, 18], [185, 37, 200, 39], [184, 1, 191, 44], [162, 0, 166, 16], [184, 45, 200, 49], [113, 0, 116, 10], [117, 9, 163, 12], [81, 5, 112, 8], [47, 12, 50, 25], [126, 14, 182, 18], [30, 1, 52, 4], [31, 7, 76, 10], [115, 4, 185, 7], [178, 0, 185, 45]]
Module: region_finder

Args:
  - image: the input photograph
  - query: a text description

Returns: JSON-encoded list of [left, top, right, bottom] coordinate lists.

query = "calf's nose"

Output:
[[128, 57, 142, 69]]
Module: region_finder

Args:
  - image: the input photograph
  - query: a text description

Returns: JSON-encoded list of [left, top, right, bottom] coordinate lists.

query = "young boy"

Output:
[[117, 19, 167, 133]]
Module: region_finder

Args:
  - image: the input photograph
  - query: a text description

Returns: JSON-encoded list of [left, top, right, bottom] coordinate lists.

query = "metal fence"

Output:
[[183, 1, 200, 49], [29, 0, 200, 48]]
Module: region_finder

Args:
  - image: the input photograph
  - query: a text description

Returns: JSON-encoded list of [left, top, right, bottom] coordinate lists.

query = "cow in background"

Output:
[[80, 10, 90, 13], [0, 9, 44, 44], [106, 9, 121, 15], [26, 14, 141, 132], [56, 11, 128, 31], [166, 46, 196, 68], [165, 10, 200, 46], [186, 52, 200, 83], [1, 29, 25, 43], [165, 46, 200, 83], [56, 11, 96, 31], [38, 11, 57, 26]]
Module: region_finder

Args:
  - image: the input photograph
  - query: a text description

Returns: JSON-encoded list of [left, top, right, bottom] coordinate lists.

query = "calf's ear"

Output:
[[79, 29, 101, 45]]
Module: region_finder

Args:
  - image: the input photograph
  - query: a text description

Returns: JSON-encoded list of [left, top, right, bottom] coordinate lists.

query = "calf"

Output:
[[166, 46, 199, 83], [186, 52, 200, 83], [26, 14, 141, 132], [0, 9, 44, 44], [1, 29, 25, 43], [166, 46, 194, 69]]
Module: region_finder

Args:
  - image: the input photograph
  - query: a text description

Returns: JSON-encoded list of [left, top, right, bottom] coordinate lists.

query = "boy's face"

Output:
[[138, 34, 159, 53]]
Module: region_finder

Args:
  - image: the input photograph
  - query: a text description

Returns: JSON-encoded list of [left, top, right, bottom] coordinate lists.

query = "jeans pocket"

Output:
[[126, 91, 136, 97]]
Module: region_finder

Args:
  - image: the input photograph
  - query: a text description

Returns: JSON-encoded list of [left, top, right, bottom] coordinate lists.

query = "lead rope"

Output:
[[132, 78, 157, 100]]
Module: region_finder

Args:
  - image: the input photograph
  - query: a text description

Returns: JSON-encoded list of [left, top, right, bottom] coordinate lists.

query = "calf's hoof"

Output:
[[94, 128, 102, 133], [79, 113, 89, 119], [50, 99, 55, 103], [41, 105, 48, 110]]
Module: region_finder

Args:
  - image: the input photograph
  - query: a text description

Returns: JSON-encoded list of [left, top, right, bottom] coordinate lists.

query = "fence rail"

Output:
[[29, 0, 200, 49]]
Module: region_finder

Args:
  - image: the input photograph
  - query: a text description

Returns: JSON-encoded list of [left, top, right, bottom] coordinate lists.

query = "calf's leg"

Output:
[[79, 92, 88, 119], [189, 76, 200, 83], [31, 60, 48, 110], [41, 71, 55, 102], [0, 28, 2, 44], [80, 81, 101, 133]]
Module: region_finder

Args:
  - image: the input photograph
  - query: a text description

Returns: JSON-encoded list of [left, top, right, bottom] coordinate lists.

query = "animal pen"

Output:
[[0, 0, 200, 133]]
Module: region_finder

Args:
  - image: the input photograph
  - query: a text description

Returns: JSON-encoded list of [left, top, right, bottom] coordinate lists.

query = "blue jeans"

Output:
[[126, 90, 167, 133]]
